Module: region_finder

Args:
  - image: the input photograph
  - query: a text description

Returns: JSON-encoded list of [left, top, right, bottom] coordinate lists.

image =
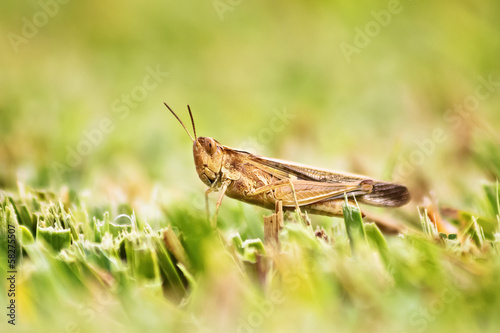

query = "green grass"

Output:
[[1, 181, 500, 333]]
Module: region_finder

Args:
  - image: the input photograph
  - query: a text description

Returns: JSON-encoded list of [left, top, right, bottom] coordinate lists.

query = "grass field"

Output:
[[1, 1, 500, 332], [1, 180, 500, 333]]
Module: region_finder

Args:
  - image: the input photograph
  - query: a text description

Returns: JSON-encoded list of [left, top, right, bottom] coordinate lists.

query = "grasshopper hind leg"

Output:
[[286, 180, 311, 226], [304, 199, 363, 218]]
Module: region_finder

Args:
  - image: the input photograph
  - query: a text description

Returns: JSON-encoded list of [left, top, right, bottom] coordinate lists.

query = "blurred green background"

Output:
[[1, 0, 499, 213], [2, 1, 500, 333]]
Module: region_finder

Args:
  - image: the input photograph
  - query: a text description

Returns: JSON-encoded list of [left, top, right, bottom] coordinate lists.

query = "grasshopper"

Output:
[[166, 103, 410, 229]]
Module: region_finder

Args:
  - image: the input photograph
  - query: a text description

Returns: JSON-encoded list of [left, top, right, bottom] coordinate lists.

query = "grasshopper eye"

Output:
[[205, 138, 217, 155]]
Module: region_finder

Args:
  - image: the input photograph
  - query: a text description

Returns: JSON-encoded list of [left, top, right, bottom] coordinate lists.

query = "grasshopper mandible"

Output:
[[165, 103, 410, 228]]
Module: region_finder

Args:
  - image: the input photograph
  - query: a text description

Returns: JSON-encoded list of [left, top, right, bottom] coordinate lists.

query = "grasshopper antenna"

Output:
[[187, 105, 197, 139], [164, 102, 195, 142]]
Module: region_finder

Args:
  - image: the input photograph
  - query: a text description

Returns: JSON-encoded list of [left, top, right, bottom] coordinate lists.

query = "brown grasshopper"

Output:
[[165, 103, 410, 229]]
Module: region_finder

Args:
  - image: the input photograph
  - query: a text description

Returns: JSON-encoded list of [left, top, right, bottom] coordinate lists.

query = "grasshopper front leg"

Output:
[[210, 180, 231, 228], [205, 187, 214, 221]]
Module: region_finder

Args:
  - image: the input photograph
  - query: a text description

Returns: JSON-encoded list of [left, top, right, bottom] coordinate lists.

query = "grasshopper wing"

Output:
[[274, 179, 374, 207], [245, 154, 410, 207]]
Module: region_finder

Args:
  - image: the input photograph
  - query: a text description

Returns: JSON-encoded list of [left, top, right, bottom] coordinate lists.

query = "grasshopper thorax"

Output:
[[193, 137, 224, 187]]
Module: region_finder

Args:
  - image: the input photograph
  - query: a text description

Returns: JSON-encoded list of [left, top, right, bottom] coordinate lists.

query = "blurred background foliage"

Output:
[[1, 1, 500, 332], [1, 0, 499, 211]]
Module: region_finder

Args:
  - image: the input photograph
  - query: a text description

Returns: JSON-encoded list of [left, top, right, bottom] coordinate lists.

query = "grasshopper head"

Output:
[[164, 103, 224, 188], [193, 137, 224, 187]]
